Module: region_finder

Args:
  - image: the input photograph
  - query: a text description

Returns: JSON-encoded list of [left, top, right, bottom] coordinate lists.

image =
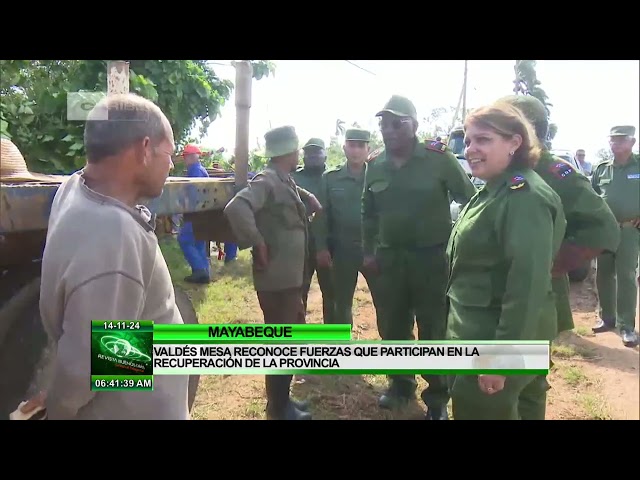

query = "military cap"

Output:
[[303, 137, 326, 149], [263, 125, 299, 158], [376, 95, 418, 121], [609, 125, 636, 137], [497, 94, 548, 124], [345, 128, 371, 142]]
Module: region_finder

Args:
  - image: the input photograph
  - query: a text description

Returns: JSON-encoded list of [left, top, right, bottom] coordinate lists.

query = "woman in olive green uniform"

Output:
[[446, 103, 567, 420]]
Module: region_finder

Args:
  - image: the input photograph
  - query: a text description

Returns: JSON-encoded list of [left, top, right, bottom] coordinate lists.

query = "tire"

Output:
[[174, 287, 200, 413], [568, 261, 590, 283]]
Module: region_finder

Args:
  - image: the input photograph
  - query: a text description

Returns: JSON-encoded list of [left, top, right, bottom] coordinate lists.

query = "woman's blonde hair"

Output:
[[463, 102, 542, 169]]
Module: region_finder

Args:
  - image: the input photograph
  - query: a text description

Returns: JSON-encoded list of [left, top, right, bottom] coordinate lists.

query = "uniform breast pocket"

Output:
[[368, 180, 390, 204], [329, 187, 347, 202], [273, 191, 304, 228]]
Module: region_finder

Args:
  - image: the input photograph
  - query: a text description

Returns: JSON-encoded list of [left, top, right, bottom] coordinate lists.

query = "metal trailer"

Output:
[[0, 60, 253, 418]]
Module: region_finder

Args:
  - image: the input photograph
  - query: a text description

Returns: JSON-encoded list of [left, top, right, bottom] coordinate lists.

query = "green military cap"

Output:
[[263, 125, 299, 158], [303, 137, 326, 149], [376, 95, 418, 121], [497, 94, 548, 124], [345, 128, 371, 142], [609, 125, 636, 137]]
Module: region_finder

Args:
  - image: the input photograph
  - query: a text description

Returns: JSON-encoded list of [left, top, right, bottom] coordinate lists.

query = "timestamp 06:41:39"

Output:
[[91, 375, 154, 391]]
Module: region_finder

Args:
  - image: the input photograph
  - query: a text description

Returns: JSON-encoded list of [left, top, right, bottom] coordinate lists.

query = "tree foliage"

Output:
[[0, 60, 274, 174], [513, 60, 557, 148]]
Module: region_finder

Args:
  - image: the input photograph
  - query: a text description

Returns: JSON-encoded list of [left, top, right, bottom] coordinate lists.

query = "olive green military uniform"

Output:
[[498, 95, 620, 338], [534, 151, 620, 333], [363, 97, 477, 411], [292, 138, 336, 324], [446, 169, 566, 420], [591, 125, 640, 343], [224, 125, 313, 420], [312, 128, 381, 326]]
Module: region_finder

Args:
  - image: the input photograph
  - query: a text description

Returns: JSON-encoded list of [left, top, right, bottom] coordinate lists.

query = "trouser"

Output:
[[449, 374, 550, 420], [331, 246, 382, 326], [375, 245, 449, 407], [256, 287, 306, 413], [552, 274, 574, 334], [224, 243, 238, 261], [596, 226, 639, 330], [302, 245, 336, 324], [177, 222, 210, 274]]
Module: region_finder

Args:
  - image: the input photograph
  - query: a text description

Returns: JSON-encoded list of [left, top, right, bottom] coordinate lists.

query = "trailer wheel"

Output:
[[174, 286, 200, 413]]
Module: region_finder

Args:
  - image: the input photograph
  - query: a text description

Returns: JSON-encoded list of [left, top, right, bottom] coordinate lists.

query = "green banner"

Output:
[[153, 323, 351, 344]]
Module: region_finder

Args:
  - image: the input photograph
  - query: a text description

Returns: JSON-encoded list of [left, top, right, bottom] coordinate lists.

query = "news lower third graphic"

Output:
[[91, 321, 154, 391]]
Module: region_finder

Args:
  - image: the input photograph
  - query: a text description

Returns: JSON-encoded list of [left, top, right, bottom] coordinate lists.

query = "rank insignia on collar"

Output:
[[509, 175, 527, 190], [549, 160, 574, 179], [425, 141, 447, 153]]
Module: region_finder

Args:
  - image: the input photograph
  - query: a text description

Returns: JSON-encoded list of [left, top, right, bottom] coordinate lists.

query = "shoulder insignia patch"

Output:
[[549, 159, 575, 180], [425, 141, 447, 153], [367, 147, 384, 162], [509, 174, 527, 191]]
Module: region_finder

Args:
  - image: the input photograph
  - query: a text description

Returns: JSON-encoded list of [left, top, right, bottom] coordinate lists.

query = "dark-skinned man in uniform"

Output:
[[591, 125, 639, 348], [312, 128, 381, 327], [498, 95, 621, 419], [224, 126, 322, 420], [292, 138, 336, 324], [362, 95, 477, 419]]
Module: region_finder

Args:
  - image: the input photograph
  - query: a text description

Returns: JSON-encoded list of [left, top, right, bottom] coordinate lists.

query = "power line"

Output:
[[345, 60, 376, 76]]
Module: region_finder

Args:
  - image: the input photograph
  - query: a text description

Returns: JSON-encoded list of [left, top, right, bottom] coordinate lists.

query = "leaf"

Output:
[[62, 134, 74, 142]]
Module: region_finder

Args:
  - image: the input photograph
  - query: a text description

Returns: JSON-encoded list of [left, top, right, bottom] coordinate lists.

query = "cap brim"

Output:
[[303, 143, 324, 148], [1, 172, 65, 183], [375, 109, 410, 118]]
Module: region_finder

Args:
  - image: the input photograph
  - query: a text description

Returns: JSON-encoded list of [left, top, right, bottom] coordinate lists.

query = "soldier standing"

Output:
[[362, 95, 476, 419], [312, 128, 381, 327], [224, 126, 322, 420], [591, 126, 639, 347], [292, 138, 336, 324], [498, 95, 621, 418]]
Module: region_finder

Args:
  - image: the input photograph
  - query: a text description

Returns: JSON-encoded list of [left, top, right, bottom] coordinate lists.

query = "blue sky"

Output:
[[202, 60, 639, 161]]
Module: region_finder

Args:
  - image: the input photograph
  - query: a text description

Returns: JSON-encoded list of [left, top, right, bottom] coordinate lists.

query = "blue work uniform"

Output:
[[178, 162, 210, 277]]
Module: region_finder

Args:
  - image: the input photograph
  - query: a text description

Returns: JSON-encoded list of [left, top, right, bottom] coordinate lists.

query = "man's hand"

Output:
[[631, 218, 640, 228], [253, 243, 269, 271], [362, 255, 379, 275], [478, 375, 506, 395], [316, 250, 332, 268], [306, 194, 323, 215]]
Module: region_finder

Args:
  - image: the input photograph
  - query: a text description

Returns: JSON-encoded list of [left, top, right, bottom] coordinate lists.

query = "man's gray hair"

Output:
[[84, 93, 167, 163]]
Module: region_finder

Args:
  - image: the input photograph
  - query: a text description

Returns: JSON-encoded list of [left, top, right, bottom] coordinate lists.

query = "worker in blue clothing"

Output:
[[177, 144, 211, 283]]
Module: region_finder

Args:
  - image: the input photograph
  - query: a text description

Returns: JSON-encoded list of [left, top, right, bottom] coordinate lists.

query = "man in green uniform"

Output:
[[362, 95, 477, 419], [292, 138, 336, 324], [591, 126, 639, 348], [499, 95, 621, 418], [312, 128, 380, 326], [224, 125, 322, 420]]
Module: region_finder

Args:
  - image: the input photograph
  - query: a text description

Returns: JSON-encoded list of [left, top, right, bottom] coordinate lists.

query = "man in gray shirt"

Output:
[[38, 93, 190, 420]]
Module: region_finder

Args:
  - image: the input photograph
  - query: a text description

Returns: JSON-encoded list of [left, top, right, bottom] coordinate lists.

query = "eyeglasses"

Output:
[[379, 117, 412, 130]]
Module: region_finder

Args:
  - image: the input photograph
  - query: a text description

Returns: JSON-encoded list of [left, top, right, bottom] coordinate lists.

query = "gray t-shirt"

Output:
[[39, 171, 189, 420]]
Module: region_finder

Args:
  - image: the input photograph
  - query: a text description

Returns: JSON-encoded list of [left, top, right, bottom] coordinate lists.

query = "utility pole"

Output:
[[232, 60, 252, 190], [462, 60, 468, 121]]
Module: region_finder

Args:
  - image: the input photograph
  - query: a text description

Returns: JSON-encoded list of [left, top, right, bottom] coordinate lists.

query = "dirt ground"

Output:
[[189, 259, 639, 420]]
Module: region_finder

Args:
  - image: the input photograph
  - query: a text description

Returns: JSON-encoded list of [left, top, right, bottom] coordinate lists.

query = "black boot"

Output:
[[184, 269, 210, 284], [265, 375, 312, 420]]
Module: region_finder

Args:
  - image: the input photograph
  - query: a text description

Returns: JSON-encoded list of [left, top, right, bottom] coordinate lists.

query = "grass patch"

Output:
[[579, 393, 612, 420], [560, 365, 589, 387], [574, 325, 593, 337]]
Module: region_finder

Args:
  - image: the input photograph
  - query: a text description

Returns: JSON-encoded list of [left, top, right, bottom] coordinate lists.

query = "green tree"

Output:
[[513, 60, 557, 148], [0, 60, 274, 174]]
